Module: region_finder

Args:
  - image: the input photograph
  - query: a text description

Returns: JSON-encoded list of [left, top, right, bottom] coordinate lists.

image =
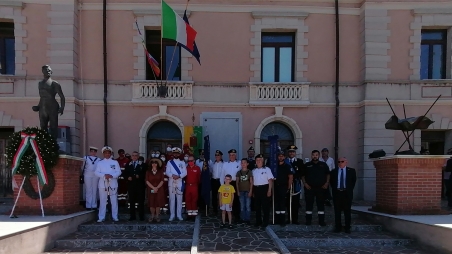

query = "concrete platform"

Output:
[[353, 206, 452, 254], [0, 210, 96, 254]]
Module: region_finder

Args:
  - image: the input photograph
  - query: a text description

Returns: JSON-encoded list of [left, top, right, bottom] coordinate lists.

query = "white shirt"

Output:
[[210, 160, 223, 179], [94, 158, 121, 188], [320, 157, 335, 171], [221, 160, 240, 184], [165, 158, 187, 187], [252, 167, 274, 186], [82, 156, 100, 177], [195, 159, 204, 169], [337, 167, 347, 189]]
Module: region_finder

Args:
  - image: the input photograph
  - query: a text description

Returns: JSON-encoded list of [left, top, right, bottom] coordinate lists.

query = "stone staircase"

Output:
[[270, 211, 429, 253], [44, 213, 193, 253]]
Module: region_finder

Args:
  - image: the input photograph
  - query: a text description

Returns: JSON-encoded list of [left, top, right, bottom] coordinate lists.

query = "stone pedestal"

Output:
[[371, 155, 449, 215], [12, 155, 84, 215]]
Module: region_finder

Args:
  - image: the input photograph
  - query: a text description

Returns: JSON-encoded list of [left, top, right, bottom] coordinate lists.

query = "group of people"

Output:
[[81, 144, 357, 233]]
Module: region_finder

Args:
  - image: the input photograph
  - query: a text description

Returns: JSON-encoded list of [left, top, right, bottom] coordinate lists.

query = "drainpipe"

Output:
[[334, 0, 340, 161], [103, 0, 108, 146]]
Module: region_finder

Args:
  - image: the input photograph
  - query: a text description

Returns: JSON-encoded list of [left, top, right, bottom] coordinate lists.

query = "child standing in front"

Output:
[[236, 158, 253, 225], [218, 174, 235, 228]]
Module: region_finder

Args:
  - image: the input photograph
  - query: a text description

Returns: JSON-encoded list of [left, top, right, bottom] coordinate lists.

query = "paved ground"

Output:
[[198, 216, 279, 253], [287, 246, 430, 254]]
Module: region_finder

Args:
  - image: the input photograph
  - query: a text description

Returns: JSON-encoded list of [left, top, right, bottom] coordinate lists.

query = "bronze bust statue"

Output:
[[32, 65, 65, 140]]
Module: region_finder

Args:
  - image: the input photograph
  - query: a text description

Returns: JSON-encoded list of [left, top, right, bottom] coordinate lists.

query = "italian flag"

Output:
[[162, 0, 197, 51]]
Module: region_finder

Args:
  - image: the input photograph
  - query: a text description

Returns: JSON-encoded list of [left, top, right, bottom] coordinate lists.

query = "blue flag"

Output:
[[180, 10, 201, 65], [268, 135, 279, 178], [201, 135, 211, 205]]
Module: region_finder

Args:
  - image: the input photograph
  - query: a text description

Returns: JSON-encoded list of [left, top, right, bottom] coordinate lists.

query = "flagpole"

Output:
[[166, 0, 190, 83], [160, 0, 164, 86]]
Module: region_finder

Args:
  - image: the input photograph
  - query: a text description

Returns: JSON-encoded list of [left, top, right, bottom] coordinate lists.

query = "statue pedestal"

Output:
[[371, 155, 449, 215], [12, 155, 84, 215]]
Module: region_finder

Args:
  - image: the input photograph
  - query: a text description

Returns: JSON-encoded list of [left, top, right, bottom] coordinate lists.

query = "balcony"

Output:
[[132, 81, 193, 104], [249, 82, 310, 106]]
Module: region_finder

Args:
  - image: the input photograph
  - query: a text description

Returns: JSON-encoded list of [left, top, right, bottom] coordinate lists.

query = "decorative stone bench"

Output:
[[12, 155, 84, 215], [370, 155, 450, 215]]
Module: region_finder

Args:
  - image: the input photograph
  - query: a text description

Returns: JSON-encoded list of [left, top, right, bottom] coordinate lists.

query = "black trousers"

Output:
[[230, 180, 240, 219], [254, 184, 270, 225], [128, 185, 145, 219], [274, 185, 287, 213], [305, 187, 325, 214], [286, 192, 301, 223], [332, 190, 352, 229], [211, 179, 220, 213]]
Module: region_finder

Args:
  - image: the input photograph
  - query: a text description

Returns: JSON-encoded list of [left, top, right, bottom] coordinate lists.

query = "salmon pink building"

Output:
[[0, 0, 452, 201]]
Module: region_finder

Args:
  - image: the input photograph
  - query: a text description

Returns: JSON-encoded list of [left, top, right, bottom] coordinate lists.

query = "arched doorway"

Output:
[[147, 120, 182, 157], [260, 122, 294, 158]]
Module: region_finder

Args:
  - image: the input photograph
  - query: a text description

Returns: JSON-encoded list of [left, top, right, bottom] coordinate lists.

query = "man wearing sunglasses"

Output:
[[330, 157, 356, 233]]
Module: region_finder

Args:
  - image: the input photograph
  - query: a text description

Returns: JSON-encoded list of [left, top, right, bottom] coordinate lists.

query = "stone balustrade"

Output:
[[132, 81, 194, 104], [249, 82, 310, 106]]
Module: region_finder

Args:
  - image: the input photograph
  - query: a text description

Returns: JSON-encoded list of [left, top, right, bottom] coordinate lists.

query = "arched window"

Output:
[[147, 121, 182, 157], [260, 122, 294, 158]]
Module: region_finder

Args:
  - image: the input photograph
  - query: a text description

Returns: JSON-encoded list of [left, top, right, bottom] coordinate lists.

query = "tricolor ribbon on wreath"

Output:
[[11, 132, 48, 185]]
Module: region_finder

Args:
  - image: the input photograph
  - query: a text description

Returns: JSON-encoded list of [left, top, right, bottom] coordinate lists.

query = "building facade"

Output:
[[0, 0, 452, 200]]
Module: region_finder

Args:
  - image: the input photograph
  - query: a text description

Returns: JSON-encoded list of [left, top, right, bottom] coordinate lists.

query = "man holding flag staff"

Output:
[[274, 151, 293, 227], [286, 145, 305, 225]]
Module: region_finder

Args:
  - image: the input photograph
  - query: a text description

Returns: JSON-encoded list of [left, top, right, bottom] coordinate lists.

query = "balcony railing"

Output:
[[249, 82, 310, 106], [132, 81, 193, 104]]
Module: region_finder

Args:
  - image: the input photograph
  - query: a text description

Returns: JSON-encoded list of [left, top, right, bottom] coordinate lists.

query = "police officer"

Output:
[[82, 146, 100, 211], [252, 154, 274, 228], [210, 150, 223, 215], [302, 150, 330, 226], [95, 146, 121, 222], [274, 151, 293, 227], [286, 145, 305, 224], [125, 151, 146, 221], [221, 149, 241, 222]]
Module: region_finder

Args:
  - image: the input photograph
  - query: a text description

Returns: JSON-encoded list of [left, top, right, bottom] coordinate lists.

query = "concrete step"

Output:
[[287, 246, 429, 253], [54, 231, 192, 249], [270, 224, 382, 232], [79, 223, 194, 232], [279, 231, 412, 247]]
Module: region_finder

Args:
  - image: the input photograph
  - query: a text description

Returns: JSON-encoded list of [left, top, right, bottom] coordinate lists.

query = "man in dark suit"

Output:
[[125, 151, 147, 221], [330, 157, 356, 233]]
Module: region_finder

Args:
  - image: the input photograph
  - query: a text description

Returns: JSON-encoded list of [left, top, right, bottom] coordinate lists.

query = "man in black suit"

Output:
[[330, 157, 356, 233], [125, 151, 147, 221]]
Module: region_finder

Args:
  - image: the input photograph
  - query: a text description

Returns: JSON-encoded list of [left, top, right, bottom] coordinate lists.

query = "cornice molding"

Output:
[[412, 8, 452, 15], [133, 9, 191, 17], [251, 11, 309, 19], [0, 1, 23, 8]]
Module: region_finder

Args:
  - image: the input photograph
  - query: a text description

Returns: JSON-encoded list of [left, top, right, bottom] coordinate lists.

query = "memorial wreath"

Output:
[[6, 127, 59, 199]]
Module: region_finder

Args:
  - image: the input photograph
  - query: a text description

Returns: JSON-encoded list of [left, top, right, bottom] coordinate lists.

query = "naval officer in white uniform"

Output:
[[95, 146, 121, 222], [82, 146, 100, 210], [165, 147, 187, 221]]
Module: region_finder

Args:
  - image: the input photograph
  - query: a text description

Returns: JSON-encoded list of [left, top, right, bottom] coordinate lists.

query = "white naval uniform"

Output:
[[220, 160, 240, 185], [82, 155, 100, 208], [195, 159, 205, 170], [95, 158, 121, 221], [165, 158, 187, 219]]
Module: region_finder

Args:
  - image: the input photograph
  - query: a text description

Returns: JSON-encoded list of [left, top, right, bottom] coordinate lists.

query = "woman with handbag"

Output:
[[146, 158, 165, 222]]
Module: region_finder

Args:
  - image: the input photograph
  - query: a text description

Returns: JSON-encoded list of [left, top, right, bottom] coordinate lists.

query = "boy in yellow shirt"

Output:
[[218, 174, 236, 228]]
